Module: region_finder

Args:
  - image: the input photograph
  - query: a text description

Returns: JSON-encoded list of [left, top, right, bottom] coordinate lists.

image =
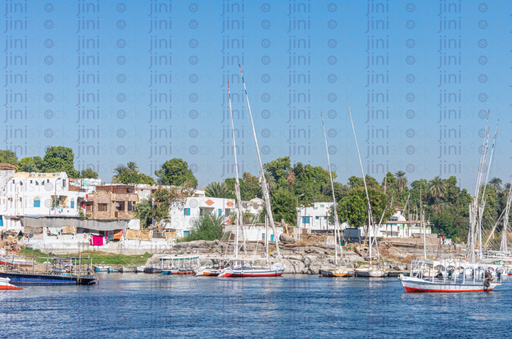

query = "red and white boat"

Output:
[[218, 262, 285, 278], [0, 256, 33, 267], [0, 277, 22, 290], [400, 260, 500, 293]]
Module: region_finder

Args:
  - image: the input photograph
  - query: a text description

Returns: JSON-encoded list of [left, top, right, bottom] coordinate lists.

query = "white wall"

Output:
[[296, 202, 335, 230]]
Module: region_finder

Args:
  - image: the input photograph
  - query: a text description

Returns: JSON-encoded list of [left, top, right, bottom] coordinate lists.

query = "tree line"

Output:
[[3, 149, 507, 242]]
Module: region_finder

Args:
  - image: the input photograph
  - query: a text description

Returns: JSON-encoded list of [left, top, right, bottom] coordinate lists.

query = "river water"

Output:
[[1, 274, 510, 338]]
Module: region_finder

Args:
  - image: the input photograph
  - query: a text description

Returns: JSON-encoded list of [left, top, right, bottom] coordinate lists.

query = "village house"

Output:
[[296, 202, 335, 230]]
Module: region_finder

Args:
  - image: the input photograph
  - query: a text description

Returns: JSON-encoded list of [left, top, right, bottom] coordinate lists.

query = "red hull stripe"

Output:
[[404, 286, 493, 293]]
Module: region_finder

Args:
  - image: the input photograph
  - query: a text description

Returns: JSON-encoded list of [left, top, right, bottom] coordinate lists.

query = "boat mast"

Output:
[[239, 65, 281, 258], [348, 107, 376, 264], [227, 81, 241, 261], [501, 181, 512, 253], [321, 112, 342, 266], [477, 121, 499, 260]]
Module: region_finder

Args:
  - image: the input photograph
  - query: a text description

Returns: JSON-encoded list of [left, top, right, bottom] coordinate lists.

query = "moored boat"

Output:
[[94, 265, 110, 272], [0, 256, 33, 267], [0, 271, 96, 285], [218, 262, 285, 278], [355, 267, 388, 278], [321, 268, 353, 278], [0, 277, 22, 290]]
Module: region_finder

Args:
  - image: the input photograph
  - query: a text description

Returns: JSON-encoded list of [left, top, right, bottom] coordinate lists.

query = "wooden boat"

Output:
[[195, 267, 222, 276], [144, 267, 162, 274], [119, 267, 134, 273], [0, 277, 22, 290], [320, 268, 353, 277]]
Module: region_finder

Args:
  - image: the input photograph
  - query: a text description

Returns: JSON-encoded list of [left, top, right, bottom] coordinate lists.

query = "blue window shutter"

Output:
[[271, 235, 274, 241], [218, 209, 222, 216], [0, 217, 3, 227], [71, 201, 75, 209]]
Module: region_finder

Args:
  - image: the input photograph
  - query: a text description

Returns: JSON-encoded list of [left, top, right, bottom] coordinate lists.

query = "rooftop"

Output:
[[0, 163, 17, 171], [11, 172, 66, 179]]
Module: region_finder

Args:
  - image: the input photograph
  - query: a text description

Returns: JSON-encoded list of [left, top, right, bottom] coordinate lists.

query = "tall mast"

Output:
[[227, 81, 243, 260], [501, 181, 512, 253], [321, 112, 342, 266], [477, 121, 499, 260], [348, 107, 377, 264], [239, 65, 281, 258]]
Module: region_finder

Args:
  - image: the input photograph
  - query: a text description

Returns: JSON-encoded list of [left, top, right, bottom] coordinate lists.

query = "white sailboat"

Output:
[[346, 107, 387, 278], [319, 112, 352, 278], [400, 111, 501, 292], [218, 69, 285, 278]]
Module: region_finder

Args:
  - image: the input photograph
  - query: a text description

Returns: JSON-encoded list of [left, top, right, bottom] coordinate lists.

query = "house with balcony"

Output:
[[0, 172, 87, 231], [296, 202, 335, 230]]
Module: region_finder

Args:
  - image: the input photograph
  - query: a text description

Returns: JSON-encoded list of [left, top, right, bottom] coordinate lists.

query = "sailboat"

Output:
[[318, 112, 352, 278], [345, 107, 387, 278], [400, 111, 501, 292], [218, 66, 285, 278]]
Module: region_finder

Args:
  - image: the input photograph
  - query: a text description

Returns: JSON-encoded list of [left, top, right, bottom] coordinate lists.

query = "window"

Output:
[[271, 235, 274, 241], [98, 204, 108, 211], [302, 216, 310, 224], [34, 197, 40, 208], [315, 216, 319, 220], [184, 208, 190, 216], [0, 216, 3, 226], [128, 202, 135, 211], [30, 180, 32, 184], [116, 201, 125, 211], [218, 209, 222, 216], [71, 199, 75, 209], [262, 233, 265, 240], [183, 231, 190, 236]]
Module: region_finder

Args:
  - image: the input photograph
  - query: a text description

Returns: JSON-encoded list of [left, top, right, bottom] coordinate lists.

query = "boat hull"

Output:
[[355, 269, 388, 277], [219, 269, 284, 278], [401, 278, 498, 293], [320, 269, 352, 277], [0, 272, 96, 285]]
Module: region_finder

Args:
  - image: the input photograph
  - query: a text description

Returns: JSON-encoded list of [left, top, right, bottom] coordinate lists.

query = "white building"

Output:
[[296, 202, 335, 230], [161, 196, 235, 238], [0, 172, 87, 231], [0, 163, 17, 196], [353, 211, 432, 238]]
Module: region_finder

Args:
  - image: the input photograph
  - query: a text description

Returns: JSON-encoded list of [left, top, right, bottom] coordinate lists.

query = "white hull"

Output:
[[400, 277, 499, 293], [355, 268, 388, 277]]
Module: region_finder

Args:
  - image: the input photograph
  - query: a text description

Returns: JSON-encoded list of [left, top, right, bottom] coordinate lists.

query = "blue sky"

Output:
[[2, 0, 510, 189]]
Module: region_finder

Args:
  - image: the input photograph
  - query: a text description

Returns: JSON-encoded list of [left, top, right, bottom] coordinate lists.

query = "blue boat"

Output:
[[94, 265, 110, 272], [0, 272, 96, 285]]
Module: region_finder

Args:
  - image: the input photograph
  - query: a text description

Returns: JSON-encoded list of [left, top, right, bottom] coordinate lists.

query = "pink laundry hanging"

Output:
[[90, 235, 103, 246]]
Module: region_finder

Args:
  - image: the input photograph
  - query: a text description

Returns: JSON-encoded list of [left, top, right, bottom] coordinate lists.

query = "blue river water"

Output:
[[1, 273, 511, 338]]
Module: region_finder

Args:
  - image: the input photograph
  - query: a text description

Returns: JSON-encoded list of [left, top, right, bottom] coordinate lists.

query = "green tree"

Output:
[[138, 173, 156, 185], [79, 168, 98, 179], [112, 162, 155, 184], [183, 213, 225, 241], [0, 150, 17, 166], [241, 172, 262, 201], [42, 146, 79, 178], [489, 177, 502, 193], [336, 194, 367, 226], [155, 158, 198, 187], [395, 171, 408, 200], [270, 188, 296, 225], [18, 156, 43, 172], [205, 182, 230, 198]]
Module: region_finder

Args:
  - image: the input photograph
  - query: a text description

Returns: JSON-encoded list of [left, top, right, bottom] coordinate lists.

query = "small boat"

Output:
[[134, 266, 145, 273], [119, 267, 134, 273], [320, 268, 353, 277], [144, 267, 162, 274], [0, 277, 22, 290], [355, 267, 388, 277], [218, 262, 285, 278], [0, 272, 96, 285], [50, 267, 68, 274], [160, 256, 199, 274], [195, 267, 223, 276], [94, 265, 110, 272], [108, 268, 119, 273], [0, 256, 33, 267]]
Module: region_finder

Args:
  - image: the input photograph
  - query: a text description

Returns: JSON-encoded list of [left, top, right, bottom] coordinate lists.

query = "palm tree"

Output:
[[126, 162, 138, 171], [395, 171, 408, 200], [504, 183, 511, 192], [205, 182, 230, 198], [429, 176, 446, 201], [112, 165, 127, 183], [264, 172, 276, 191], [489, 177, 502, 193]]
